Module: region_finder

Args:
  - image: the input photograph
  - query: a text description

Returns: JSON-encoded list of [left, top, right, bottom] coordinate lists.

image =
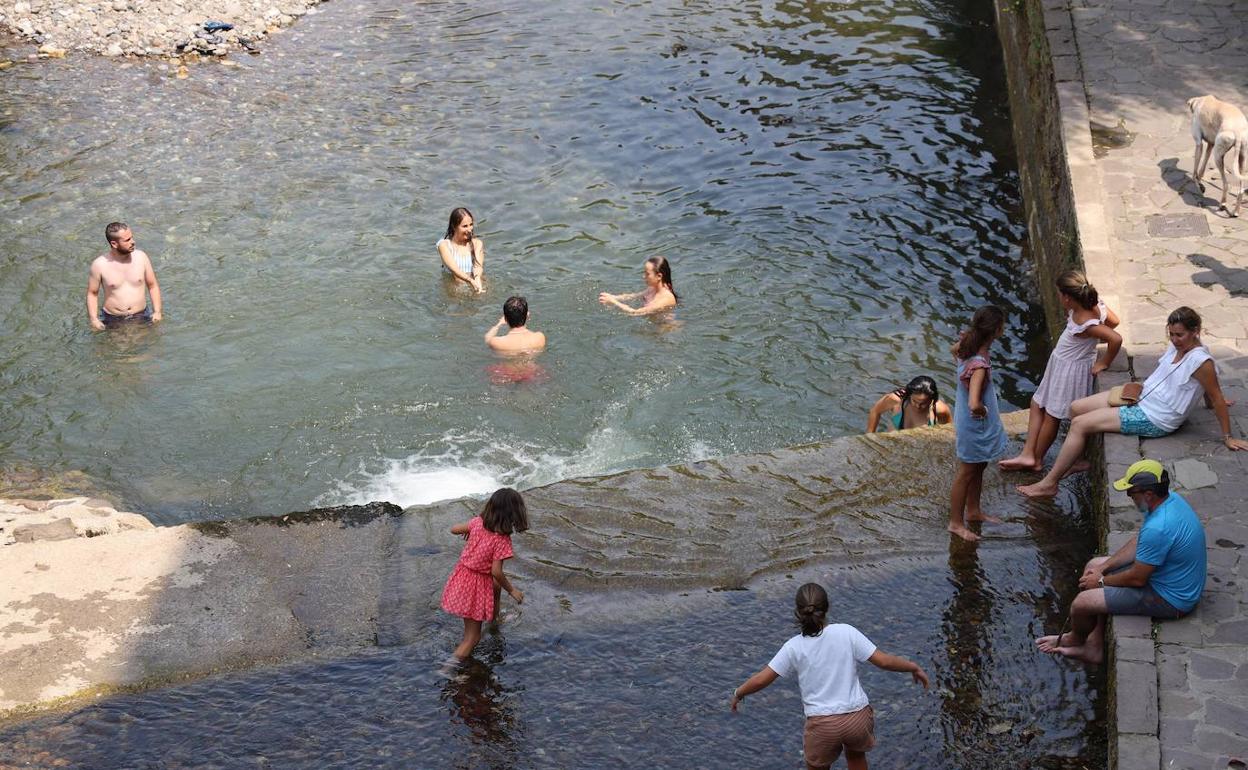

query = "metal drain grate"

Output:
[[1146, 213, 1210, 238]]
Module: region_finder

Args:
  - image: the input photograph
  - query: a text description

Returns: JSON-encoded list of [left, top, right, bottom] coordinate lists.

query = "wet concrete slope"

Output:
[[0, 414, 1026, 718]]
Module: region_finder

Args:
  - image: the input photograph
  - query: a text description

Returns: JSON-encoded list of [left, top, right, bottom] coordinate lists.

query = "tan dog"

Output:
[[1189, 94, 1248, 217]]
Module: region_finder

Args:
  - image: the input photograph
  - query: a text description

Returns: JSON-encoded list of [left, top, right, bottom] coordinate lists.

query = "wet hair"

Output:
[[444, 207, 477, 260], [954, 305, 1006, 360], [793, 582, 829, 637], [893, 375, 939, 413], [646, 255, 678, 303], [105, 222, 129, 244], [480, 487, 529, 536], [1166, 306, 1201, 332], [1056, 270, 1099, 310], [503, 296, 529, 328]]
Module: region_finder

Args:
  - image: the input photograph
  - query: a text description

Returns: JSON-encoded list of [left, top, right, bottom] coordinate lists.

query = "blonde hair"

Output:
[[1056, 270, 1099, 310]]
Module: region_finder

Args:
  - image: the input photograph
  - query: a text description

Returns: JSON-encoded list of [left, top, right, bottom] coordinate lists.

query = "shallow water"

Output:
[[0, 544, 1103, 768], [0, 429, 1105, 767], [0, 0, 1042, 522]]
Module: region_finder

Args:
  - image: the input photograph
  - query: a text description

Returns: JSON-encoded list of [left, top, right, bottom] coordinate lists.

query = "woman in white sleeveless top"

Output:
[[1019, 306, 1248, 498], [437, 207, 484, 293]]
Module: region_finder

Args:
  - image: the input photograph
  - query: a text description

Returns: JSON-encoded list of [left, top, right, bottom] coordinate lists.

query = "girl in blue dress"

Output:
[[950, 306, 1008, 542]]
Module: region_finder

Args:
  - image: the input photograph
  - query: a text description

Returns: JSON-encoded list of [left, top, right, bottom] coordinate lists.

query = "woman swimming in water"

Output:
[[598, 256, 678, 316], [865, 375, 953, 433], [437, 207, 485, 294]]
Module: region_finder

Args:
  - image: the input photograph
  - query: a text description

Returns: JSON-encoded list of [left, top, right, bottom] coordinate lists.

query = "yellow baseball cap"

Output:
[[1112, 459, 1166, 491]]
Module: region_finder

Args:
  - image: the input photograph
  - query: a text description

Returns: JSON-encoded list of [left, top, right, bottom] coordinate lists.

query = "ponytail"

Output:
[[793, 583, 829, 637], [1056, 270, 1099, 310]]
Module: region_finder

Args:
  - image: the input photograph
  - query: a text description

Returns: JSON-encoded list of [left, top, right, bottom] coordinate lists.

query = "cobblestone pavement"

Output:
[[1049, 0, 1248, 767]]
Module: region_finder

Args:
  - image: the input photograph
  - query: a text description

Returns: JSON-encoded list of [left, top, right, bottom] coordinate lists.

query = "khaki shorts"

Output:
[[803, 705, 876, 768]]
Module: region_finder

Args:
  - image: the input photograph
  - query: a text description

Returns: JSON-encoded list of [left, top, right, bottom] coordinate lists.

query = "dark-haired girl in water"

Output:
[[437, 207, 484, 294], [865, 376, 953, 433], [729, 583, 928, 770], [598, 255, 677, 316]]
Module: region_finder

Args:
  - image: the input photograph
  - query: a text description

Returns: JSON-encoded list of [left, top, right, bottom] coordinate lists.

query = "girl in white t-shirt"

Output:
[[729, 584, 929, 770], [1019, 306, 1248, 499]]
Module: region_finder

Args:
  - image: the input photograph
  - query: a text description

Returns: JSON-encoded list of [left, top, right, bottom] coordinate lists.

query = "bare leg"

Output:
[[1030, 413, 1063, 468], [1036, 590, 1108, 663], [949, 462, 982, 541], [965, 463, 1000, 524], [452, 618, 483, 660], [999, 400, 1046, 471], [845, 750, 868, 770], [1018, 406, 1122, 498]]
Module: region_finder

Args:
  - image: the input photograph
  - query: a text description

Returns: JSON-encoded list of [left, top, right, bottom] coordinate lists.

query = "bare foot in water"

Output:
[[947, 523, 981, 542], [998, 455, 1042, 472], [1035, 633, 1078, 652], [1060, 459, 1091, 479], [1035, 633, 1101, 662], [1017, 481, 1059, 498], [966, 509, 1002, 524]]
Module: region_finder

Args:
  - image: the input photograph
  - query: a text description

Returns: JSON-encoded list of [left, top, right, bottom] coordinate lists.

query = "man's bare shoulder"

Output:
[[133, 249, 153, 266]]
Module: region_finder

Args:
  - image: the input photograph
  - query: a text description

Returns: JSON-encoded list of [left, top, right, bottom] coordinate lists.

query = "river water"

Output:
[[0, 0, 1104, 765], [0, 0, 1044, 523]]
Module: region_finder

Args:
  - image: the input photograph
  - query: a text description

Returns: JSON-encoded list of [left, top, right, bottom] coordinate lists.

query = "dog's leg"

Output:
[[1193, 136, 1203, 189], [1195, 138, 1211, 191], [1216, 132, 1236, 211], [1235, 138, 1245, 217]]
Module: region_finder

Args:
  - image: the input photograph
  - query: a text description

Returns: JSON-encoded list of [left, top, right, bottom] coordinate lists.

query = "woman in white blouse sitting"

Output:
[[1019, 306, 1248, 498]]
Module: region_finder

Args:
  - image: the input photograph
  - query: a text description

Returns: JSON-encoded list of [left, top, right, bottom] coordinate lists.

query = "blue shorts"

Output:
[[1103, 585, 1186, 618], [1102, 562, 1187, 618], [1118, 405, 1169, 438]]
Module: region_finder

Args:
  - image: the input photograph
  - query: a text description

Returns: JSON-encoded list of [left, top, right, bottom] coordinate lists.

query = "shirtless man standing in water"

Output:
[[86, 222, 163, 330], [484, 296, 545, 354]]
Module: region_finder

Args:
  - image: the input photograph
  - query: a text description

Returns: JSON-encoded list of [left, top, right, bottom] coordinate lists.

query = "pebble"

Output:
[[1, 0, 326, 56]]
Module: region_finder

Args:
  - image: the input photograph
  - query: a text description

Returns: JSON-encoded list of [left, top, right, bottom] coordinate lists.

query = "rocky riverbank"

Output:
[[0, 0, 323, 58], [1, 497, 154, 545]]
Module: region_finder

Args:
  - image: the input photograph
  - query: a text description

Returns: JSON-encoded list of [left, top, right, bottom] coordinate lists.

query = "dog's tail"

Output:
[[1189, 96, 1200, 113]]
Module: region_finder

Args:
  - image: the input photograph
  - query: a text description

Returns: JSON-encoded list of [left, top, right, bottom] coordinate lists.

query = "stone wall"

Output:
[[990, 0, 1081, 337], [991, 0, 1124, 765]]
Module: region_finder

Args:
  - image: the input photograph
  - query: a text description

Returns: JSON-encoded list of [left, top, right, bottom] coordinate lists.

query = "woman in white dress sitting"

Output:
[[1018, 306, 1248, 498]]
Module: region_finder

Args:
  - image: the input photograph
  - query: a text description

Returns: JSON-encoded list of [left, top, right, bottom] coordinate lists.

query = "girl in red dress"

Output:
[[441, 487, 529, 661]]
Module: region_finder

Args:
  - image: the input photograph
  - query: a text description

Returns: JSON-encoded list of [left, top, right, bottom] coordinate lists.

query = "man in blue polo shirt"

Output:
[[1035, 459, 1206, 663]]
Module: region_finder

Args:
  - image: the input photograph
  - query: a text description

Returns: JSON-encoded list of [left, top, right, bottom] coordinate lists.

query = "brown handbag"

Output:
[[1107, 382, 1143, 406]]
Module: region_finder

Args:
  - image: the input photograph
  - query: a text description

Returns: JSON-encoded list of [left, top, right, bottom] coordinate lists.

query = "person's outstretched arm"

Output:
[[450, 520, 472, 538], [729, 666, 779, 712], [867, 650, 929, 689], [1192, 360, 1248, 450]]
